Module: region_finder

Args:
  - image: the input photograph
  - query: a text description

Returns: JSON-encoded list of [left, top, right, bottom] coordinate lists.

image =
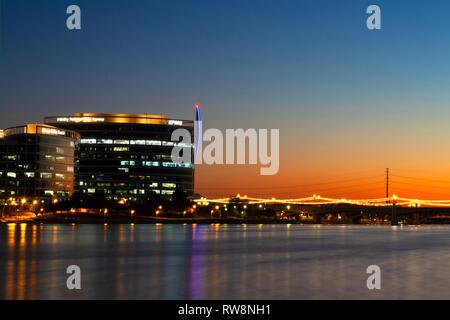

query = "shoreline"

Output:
[[1, 216, 448, 225]]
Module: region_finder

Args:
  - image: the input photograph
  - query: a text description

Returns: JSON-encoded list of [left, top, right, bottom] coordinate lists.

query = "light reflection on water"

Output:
[[1, 224, 450, 300]]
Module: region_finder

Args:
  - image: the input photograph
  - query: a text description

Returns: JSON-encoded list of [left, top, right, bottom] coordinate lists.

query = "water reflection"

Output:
[[2, 224, 450, 299]]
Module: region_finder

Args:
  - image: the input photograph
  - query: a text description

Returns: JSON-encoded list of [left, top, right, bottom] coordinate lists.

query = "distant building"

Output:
[[0, 124, 80, 200], [45, 113, 194, 201]]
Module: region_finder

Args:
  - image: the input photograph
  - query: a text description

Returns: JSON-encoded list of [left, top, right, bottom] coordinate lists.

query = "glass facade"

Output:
[[0, 124, 79, 199], [45, 113, 194, 201]]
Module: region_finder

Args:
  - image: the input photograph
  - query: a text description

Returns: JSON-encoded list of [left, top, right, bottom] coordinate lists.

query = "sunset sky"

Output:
[[2, 0, 450, 199]]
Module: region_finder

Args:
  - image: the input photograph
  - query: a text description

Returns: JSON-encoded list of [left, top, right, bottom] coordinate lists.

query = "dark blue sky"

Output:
[[3, 0, 450, 128], [2, 0, 450, 197]]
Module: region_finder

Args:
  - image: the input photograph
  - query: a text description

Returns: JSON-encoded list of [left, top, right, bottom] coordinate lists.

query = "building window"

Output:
[[162, 183, 176, 188], [114, 140, 129, 145], [55, 173, 65, 180], [80, 139, 97, 144], [40, 173, 53, 179], [142, 161, 159, 167], [146, 140, 162, 146], [162, 162, 193, 168]]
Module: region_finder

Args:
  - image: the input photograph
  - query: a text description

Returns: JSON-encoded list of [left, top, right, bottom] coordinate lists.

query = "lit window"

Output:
[[114, 140, 129, 145], [44, 190, 54, 196], [162, 162, 193, 168], [87, 188, 96, 193], [177, 142, 193, 148], [162, 183, 176, 188], [99, 139, 113, 144], [113, 147, 129, 152], [55, 173, 65, 180], [67, 166, 74, 172], [80, 139, 97, 144], [45, 155, 56, 161], [142, 161, 159, 167], [162, 190, 175, 195], [146, 140, 162, 146], [7, 172, 16, 178], [162, 162, 176, 168], [40, 173, 53, 179], [25, 172, 35, 178]]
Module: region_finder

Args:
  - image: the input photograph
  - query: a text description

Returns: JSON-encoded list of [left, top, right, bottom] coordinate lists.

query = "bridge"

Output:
[[194, 194, 450, 225]]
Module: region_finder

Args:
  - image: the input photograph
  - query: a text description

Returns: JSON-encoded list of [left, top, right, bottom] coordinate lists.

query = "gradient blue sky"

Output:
[[2, 0, 450, 198]]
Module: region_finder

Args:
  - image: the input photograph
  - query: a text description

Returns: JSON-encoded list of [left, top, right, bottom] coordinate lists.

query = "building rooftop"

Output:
[[44, 113, 193, 126], [1, 124, 80, 139]]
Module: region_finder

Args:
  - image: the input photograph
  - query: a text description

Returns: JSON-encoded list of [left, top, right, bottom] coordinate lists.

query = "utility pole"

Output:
[[386, 168, 398, 225], [386, 168, 389, 203]]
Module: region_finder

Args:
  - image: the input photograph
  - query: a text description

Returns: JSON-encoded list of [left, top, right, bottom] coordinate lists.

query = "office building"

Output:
[[0, 124, 79, 200], [45, 113, 194, 201]]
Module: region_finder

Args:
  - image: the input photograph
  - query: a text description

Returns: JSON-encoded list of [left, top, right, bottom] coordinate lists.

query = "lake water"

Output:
[[1, 223, 450, 300]]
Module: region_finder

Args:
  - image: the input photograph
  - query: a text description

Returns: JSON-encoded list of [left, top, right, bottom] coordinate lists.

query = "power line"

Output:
[[198, 175, 384, 190]]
